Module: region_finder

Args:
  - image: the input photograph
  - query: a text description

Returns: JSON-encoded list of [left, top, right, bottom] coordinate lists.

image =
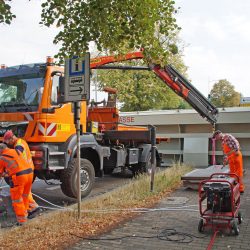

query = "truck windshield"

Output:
[[0, 63, 45, 112]]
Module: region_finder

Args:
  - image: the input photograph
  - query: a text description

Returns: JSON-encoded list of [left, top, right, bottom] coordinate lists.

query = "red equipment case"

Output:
[[198, 173, 242, 235]]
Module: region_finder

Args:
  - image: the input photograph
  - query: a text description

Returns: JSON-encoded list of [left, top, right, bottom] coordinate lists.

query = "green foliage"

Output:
[[209, 79, 241, 107], [0, 0, 16, 24], [176, 99, 191, 109], [96, 68, 180, 111], [39, 0, 180, 63], [1, 1, 180, 64]]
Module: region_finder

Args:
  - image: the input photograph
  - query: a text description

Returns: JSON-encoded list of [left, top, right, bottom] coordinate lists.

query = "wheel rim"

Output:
[[80, 168, 90, 192]]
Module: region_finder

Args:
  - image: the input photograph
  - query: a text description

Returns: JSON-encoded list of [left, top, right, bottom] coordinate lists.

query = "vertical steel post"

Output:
[[74, 101, 81, 219], [150, 125, 156, 192], [212, 123, 216, 166]]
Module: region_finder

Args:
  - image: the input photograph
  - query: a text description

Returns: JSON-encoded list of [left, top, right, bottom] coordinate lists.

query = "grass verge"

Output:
[[0, 164, 191, 250]]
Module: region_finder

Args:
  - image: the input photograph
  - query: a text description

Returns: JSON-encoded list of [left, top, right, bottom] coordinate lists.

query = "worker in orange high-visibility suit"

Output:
[[213, 130, 244, 193], [3, 130, 39, 215], [0, 143, 33, 225]]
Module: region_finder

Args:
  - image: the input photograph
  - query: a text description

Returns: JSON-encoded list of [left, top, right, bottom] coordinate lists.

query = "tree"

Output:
[[0, 1, 180, 63], [95, 65, 182, 111], [0, 1, 15, 24], [209, 79, 241, 107]]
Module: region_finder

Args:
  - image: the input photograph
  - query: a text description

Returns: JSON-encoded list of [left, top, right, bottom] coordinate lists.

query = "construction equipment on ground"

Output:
[[0, 51, 218, 198], [198, 173, 242, 235]]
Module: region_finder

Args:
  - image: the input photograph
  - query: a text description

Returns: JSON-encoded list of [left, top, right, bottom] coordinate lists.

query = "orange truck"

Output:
[[0, 52, 218, 198]]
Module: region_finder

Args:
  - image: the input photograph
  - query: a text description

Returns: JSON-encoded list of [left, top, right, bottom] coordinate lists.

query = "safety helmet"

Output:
[[3, 130, 14, 142]]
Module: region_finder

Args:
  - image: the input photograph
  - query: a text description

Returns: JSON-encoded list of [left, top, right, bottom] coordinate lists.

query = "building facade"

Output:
[[120, 107, 250, 169]]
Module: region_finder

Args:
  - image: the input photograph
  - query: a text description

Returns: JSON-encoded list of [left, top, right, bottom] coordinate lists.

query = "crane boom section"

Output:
[[90, 51, 144, 68], [90, 52, 218, 125], [152, 65, 218, 125]]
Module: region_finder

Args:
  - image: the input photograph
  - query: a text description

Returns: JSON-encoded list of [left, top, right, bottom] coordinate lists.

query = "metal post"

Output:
[[150, 125, 156, 192], [212, 123, 216, 166], [212, 138, 216, 166], [74, 101, 81, 219]]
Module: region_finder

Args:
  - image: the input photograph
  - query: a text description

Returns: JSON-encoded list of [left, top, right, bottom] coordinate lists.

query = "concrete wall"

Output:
[[120, 107, 250, 169]]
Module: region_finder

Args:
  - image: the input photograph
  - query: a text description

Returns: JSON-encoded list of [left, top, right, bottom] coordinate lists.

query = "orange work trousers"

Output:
[[10, 172, 33, 224], [28, 192, 38, 213], [228, 151, 244, 192]]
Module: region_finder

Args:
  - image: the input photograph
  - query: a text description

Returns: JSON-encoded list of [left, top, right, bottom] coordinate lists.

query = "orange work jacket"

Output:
[[222, 143, 240, 160], [0, 148, 29, 176], [14, 138, 34, 169]]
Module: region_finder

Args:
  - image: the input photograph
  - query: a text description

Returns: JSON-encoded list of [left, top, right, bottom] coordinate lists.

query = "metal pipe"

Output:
[[74, 101, 81, 219], [150, 125, 156, 192]]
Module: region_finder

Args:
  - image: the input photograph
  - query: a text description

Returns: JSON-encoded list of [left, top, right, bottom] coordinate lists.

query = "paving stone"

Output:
[[71, 173, 250, 250]]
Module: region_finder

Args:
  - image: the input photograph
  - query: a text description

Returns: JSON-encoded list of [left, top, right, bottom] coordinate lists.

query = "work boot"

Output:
[[28, 207, 40, 219], [15, 222, 25, 227]]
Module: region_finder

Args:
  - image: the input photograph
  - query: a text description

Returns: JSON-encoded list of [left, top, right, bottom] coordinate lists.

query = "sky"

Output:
[[175, 0, 250, 97], [0, 0, 250, 99]]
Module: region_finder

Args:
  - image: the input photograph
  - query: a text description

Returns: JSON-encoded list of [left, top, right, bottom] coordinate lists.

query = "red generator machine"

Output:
[[198, 173, 242, 235]]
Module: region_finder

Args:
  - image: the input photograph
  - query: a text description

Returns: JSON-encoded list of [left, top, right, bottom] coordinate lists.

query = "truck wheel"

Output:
[[60, 158, 95, 198], [132, 153, 156, 176]]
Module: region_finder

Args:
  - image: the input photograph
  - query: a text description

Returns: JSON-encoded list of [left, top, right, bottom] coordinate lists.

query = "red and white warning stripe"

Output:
[[24, 113, 34, 121], [38, 122, 57, 136], [38, 122, 46, 136]]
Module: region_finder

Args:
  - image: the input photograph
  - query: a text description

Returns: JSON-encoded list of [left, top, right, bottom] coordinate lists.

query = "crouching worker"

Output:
[[0, 143, 33, 225], [213, 130, 244, 194], [3, 130, 39, 216]]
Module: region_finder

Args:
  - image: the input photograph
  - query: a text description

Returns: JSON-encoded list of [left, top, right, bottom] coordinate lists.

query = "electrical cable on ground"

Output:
[[78, 207, 199, 213], [3, 188, 207, 246], [31, 192, 73, 210], [70, 227, 208, 244], [29, 192, 208, 246], [31, 193, 199, 213], [31, 192, 200, 213], [206, 230, 219, 250], [38, 205, 65, 211]]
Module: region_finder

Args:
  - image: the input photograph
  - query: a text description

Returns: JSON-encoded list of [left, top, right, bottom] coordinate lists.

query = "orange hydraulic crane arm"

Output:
[[151, 64, 218, 125], [90, 51, 144, 68], [90, 51, 218, 125]]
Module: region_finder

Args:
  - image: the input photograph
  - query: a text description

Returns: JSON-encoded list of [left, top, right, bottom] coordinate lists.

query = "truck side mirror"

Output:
[[57, 76, 65, 104]]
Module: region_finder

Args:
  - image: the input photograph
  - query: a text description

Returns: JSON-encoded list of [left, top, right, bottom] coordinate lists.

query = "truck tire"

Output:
[[132, 153, 156, 176], [60, 158, 95, 198]]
